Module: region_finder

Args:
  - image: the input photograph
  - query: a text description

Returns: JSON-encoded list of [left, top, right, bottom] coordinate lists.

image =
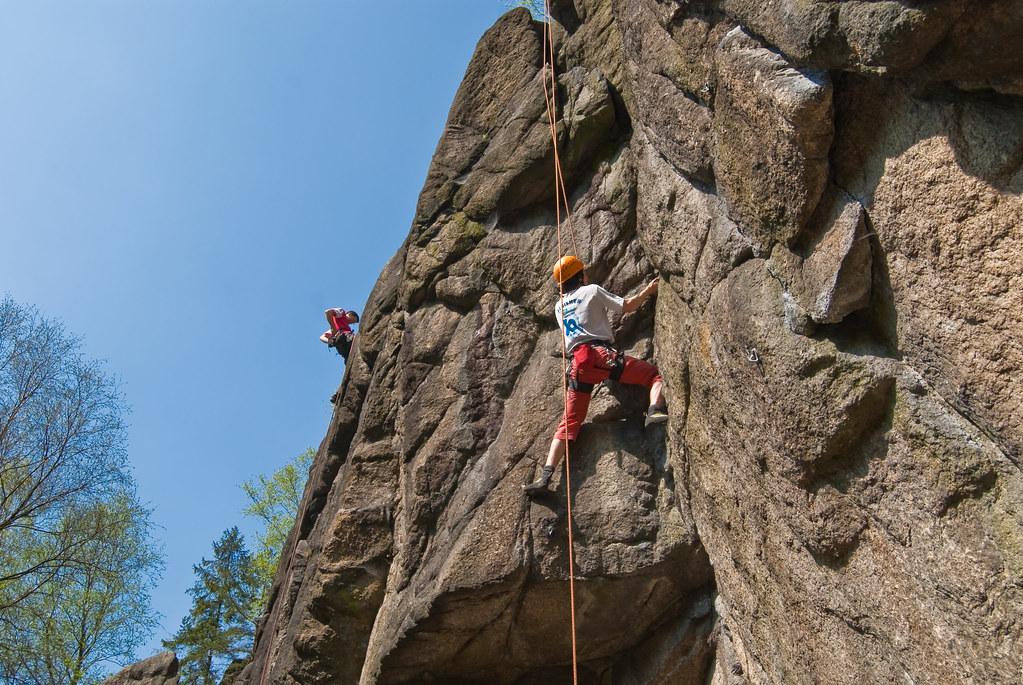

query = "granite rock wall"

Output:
[[232, 3, 1023, 684]]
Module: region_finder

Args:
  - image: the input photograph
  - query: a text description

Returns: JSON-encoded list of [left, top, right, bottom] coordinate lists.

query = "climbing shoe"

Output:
[[523, 466, 555, 497], [645, 405, 669, 427]]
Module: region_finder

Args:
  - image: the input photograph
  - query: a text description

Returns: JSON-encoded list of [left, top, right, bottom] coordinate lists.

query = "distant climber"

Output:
[[524, 256, 668, 496], [320, 308, 359, 362]]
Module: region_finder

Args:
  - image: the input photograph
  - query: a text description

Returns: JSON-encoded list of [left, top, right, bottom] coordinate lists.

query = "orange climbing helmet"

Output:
[[552, 255, 585, 284]]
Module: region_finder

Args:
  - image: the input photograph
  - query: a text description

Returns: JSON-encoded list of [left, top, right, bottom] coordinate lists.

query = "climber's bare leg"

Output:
[[650, 380, 664, 409], [545, 438, 566, 470]]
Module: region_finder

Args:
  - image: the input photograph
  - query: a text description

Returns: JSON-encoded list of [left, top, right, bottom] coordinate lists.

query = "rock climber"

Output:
[[320, 307, 359, 362], [524, 256, 668, 496]]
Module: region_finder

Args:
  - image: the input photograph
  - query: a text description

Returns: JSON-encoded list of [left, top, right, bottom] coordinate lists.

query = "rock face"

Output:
[[235, 3, 1023, 684], [100, 652, 179, 685]]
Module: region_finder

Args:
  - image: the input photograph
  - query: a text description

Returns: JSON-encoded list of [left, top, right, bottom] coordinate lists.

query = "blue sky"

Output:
[[0, 0, 509, 665]]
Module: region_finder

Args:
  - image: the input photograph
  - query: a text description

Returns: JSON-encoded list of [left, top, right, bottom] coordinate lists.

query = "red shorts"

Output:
[[554, 343, 662, 441]]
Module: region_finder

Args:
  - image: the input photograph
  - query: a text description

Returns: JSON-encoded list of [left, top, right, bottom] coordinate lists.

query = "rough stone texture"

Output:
[[770, 186, 873, 326], [715, 0, 967, 74], [100, 653, 179, 685], [899, 0, 1023, 95], [232, 3, 1023, 685], [414, 8, 542, 227], [833, 74, 1023, 464], [615, 0, 731, 183], [680, 259, 1019, 684], [713, 27, 834, 250]]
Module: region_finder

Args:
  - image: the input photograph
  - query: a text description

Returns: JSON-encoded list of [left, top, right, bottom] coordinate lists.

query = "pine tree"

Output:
[[163, 528, 258, 685]]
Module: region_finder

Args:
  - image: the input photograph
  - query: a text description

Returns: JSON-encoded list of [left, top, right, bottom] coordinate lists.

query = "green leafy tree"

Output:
[[164, 528, 258, 685], [0, 297, 132, 612], [241, 448, 312, 610], [0, 493, 162, 685], [0, 298, 161, 685]]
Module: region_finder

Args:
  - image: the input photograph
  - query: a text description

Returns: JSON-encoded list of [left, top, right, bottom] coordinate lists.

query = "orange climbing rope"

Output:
[[541, 2, 582, 264], [542, 2, 579, 684]]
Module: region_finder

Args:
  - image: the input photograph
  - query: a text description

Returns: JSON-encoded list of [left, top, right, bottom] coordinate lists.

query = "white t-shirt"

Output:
[[555, 283, 624, 351]]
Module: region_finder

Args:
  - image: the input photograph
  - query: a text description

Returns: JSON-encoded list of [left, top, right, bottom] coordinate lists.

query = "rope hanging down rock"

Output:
[[541, 2, 580, 683]]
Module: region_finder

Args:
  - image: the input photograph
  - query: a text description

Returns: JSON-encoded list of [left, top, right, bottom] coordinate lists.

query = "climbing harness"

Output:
[[588, 341, 625, 382], [328, 331, 354, 360], [542, 2, 580, 682], [565, 341, 625, 395], [564, 343, 626, 402], [566, 368, 595, 394]]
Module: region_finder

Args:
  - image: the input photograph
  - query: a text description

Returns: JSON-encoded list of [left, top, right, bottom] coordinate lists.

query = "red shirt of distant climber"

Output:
[[328, 309, 353, 335]]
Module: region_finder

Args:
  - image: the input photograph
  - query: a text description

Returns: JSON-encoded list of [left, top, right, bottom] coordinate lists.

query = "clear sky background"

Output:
[[0, 0, 509, 666]]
